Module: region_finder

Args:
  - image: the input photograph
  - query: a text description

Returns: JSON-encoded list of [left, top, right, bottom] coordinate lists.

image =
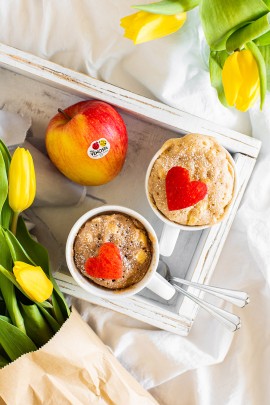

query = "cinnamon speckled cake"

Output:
[[73, 213, 153, 289], [148, 134, 235, 226]]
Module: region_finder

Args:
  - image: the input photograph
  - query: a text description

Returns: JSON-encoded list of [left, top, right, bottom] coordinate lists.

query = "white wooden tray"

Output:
[[0, 44, 261, 336]]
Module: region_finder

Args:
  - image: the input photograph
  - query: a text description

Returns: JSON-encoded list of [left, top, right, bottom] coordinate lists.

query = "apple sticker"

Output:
[[87, 138, 111, 159]]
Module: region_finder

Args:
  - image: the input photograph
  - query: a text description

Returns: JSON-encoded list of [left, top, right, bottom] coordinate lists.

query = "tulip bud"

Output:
[[8, 147, 36, 233], [222, 49, 260, 112], [13, 261, 53, 303], [120, 11, 186, 44]]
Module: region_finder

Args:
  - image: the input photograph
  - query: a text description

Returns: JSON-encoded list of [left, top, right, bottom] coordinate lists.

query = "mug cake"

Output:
[[147, 133, 235, 226], [73, 212, 153, 290]]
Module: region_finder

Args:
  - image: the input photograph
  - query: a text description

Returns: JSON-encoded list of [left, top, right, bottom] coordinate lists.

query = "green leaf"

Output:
[[1, 199, 13, 229], [0, 354, 9, 368], [200, 0, 270, 50], [226, 13, 270, 52], [4, 218, 70, 323], [263, 0, 270, 8], [0, 230, 26, 333], [21, 303, 54, 347], [0, 273, 26, 333], [0, 140, 11, 168], [37, 304, 61, 333], [133, 0, 199, 14], [0, 298, 6, 315], [3, 228, 35, 265], [258, 44, 270, 89], [0, 315, 11, 323], [245, 41, 267, 109], [16, 216, 70, 320], [0, 141, 12, 227], [0, 228, 12, 269], [209, 50, 229, 106], [255, 30, 270, 45], [0, 317, 36, 361], [16, 216, 50, 272], [0, 150, 8, 219], [39, 300, 53, 309], [52, 293, 65, 324], [0, 340, 8, 357]]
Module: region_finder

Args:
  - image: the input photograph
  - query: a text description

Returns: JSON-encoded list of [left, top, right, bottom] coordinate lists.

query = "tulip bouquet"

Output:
[[0, 141, 70, 368], [0, 142, 157, 404], [121, 0, 270, 112]]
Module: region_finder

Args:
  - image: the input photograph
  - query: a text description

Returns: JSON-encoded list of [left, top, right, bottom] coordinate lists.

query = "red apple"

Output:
[[45, 100, 128, 186], [92, 141, 100, 150]]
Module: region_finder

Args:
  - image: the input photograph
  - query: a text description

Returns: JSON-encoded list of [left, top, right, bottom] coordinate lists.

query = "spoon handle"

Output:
[[170, 277, 249, 308], [172, 283, 241, 332]]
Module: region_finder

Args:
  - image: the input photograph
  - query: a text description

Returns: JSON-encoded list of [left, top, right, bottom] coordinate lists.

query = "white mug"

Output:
[[66, 205, 176, 300], [145, 140, 237, 257]]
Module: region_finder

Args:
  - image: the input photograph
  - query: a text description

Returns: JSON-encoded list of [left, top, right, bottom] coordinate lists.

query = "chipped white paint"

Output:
[[0, 44, 261, 335], [0, 43, 261, 158]]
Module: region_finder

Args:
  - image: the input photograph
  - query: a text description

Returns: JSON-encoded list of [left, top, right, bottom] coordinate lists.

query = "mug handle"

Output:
[[146, 272, 176, 300], [159, 223, 180, 257]]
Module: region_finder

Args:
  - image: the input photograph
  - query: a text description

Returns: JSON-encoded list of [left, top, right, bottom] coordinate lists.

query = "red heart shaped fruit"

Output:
[[166, 166, 207, 211], [85, 242, 123, 279]]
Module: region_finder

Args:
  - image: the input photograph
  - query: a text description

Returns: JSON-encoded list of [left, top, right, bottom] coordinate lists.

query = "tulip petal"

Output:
[[8, 148, 36, 214], [121, 11, 186, 44], [13, 261, 53, 303], [236, 49, 260, 111], [26, 150, 36, 209], [8, 148, 21, 212], [222, 49, 260, 111], [235, 86, 260, 111], [222, 52, 242, 106]]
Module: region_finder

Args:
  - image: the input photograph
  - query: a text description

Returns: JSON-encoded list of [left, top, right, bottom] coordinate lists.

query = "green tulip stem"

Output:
[[58, 108, 71, 121], [11, 212, 19, 235]]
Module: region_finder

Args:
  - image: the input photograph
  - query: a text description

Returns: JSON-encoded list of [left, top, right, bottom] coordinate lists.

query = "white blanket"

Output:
[[0, 1, 269, 404]]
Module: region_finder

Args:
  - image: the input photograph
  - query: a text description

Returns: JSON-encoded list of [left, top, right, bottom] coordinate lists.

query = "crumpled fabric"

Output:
[[0, 1, 269, 404]]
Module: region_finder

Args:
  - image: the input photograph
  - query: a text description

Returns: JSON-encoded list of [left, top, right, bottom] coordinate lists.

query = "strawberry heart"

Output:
[[166, 166, 207, 210], [85, 242, 123, 279]]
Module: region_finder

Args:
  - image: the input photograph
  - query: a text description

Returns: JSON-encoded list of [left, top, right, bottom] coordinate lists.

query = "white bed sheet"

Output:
[[0, 1, 269, 404]]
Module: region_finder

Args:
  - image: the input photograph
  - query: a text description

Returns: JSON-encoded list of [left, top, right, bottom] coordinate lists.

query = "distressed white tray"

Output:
[[0, 44, 261, 336]]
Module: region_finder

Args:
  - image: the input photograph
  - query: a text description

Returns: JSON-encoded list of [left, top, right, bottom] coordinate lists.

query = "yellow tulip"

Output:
[[13, 261, 53, 303], [120, 11, 187, 44], [8, 147, 36, 233], [222, 49, 260, 112]]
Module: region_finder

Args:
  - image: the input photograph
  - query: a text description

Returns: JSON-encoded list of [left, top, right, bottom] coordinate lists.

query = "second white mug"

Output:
[[145, 138, 238, 257], [66, 205, 176, 300]]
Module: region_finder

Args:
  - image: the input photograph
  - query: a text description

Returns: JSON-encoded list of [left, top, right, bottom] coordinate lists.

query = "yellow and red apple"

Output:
[[45, 100, 128, 186]]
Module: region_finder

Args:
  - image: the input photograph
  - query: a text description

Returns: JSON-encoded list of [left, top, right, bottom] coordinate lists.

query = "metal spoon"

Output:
[[158, 261, 244, 332], [170, 277, 249, 308]]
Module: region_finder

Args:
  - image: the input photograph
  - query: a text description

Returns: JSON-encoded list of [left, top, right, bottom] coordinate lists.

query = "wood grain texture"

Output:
[[0, 43, 261, 335], [0, 43, 261, 158]]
